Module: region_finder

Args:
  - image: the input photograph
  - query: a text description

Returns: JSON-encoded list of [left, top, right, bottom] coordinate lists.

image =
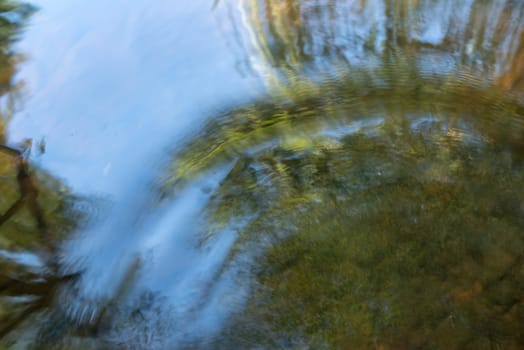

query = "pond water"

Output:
[[1, 0, 524, 349]]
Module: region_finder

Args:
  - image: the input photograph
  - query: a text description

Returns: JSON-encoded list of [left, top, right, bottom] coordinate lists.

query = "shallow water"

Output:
[[1, 0, 524, 349]]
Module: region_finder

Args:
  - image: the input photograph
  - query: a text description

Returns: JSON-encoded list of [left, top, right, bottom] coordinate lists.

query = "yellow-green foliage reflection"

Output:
[[0, 2, 89, 345], [165, 63, 524, 348]]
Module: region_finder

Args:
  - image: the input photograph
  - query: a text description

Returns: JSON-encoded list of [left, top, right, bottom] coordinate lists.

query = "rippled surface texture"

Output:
[[1, 0, 524, 349]]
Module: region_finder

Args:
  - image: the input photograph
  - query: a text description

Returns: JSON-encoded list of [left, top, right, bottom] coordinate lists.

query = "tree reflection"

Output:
[[2, 0, 523, 348], [220, 0, 524, 91], [0, 1, 95, 347], [161, 2, 524, 346], [164, 71, 524, 347], [0, 144, 86, 344], [0, 2, 201, 347], [0, 0, 34, 145]]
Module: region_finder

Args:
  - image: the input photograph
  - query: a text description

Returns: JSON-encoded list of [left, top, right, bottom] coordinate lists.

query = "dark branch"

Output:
[[0, 144, 21, 157]]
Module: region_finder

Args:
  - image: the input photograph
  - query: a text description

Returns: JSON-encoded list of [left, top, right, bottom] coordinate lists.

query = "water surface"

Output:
[[1, 0, 524, 349]]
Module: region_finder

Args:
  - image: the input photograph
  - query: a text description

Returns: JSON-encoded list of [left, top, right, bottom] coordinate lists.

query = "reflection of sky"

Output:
[[7, 0, 524, 346], [10, 0, 261, 195], [15, 0, 521, 196], [7, 1, 262, 345]]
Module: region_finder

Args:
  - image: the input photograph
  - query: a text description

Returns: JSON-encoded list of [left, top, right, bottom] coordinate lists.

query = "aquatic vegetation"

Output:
[[163, 59, 524, 348]]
